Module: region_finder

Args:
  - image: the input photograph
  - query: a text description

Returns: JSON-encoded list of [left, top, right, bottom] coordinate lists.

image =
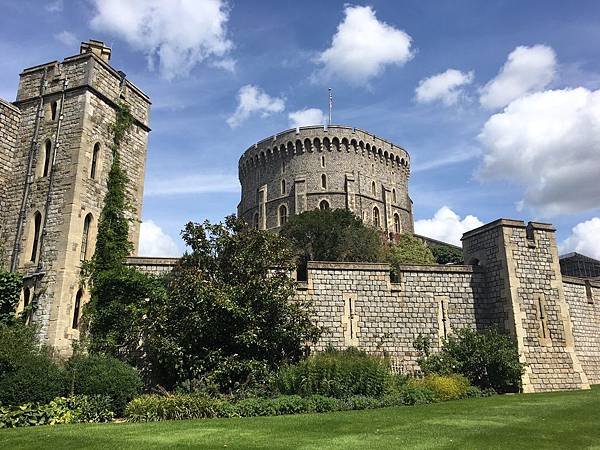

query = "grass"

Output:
[[1, 387, 599, 449]]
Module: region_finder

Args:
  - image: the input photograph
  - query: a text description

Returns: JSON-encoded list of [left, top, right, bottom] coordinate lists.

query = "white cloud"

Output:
[[54, 31, 78, 48], [559, 218, 600, 259], [478, 87, 600, 215], [315, 5, 414, 85], [227, 84, 285, 128], [145, 173, 239, 196], [90, 0, 233, 80], [414, 206, 484, 246], [480, 45, 557, 109], [138, 220, 180, 257], [288, 108, 325, 128], [412, 146, 481, 173], [46, 0, 63, 13], [415, 69, 474, 106]]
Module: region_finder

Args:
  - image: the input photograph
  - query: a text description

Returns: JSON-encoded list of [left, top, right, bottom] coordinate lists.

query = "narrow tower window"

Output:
[[281, 179, 286, 195], [373, 207, 380, 228], [371, 181, 376, 196], [392, 188, 397, 203], [90, 143, 100, 179], [279, 204, 288, 226], [321, 174, 327, 189], [22, 288, 31, 325], [43, 140, 52, 177], [321, 155, 325, 168], [50, 101, 58, 121], [72, 289, 83, 329], [80, 213, 93, 262], [394, 213, 400, 233], [253, 212, 259, 229], [319, 200, 330, 210], [31, 211, 42, 262]]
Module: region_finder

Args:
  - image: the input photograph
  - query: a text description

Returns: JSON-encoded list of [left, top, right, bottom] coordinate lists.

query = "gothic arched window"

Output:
[[91, 143, 100, 179], [319, 200, 330, 210], [279, 204, 288, 226], [373, 207, 380, 228], [394, 213, 400, 233], [80, 213, 93, 262], [30, 211, 42, 262], [72, 289, 83, 329], [42, 140, 52, 177]]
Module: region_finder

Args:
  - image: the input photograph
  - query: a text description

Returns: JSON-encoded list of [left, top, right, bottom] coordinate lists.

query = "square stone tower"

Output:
[[0, 40, 150, 354], [462, 219, 589, 392]]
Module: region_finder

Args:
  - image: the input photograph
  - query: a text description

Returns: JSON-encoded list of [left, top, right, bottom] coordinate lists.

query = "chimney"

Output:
[[80, 39, 112, 63]]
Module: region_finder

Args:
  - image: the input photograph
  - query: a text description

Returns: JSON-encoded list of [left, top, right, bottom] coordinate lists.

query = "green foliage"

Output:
[[84, 102, 137, 353], [0, 323, 67, 406], [0, 395, 114, 428], [141, 215, 320, 393], [125, 394, 236, 422], [408, 374, 471, 401], [431, 245, 464, 264], [385, 234, 436, 275], [84, 267, 165, 359], [125, 386, 445, 423], [275, 348, 392, 398], [418, 327, 524, 393], [0, 270, 22, 325], [66, 354, 142, 415], [280, 209, 382, 275]]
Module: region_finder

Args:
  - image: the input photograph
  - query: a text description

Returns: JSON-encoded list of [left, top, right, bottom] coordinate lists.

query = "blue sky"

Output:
[[1, 0, 600, 258]]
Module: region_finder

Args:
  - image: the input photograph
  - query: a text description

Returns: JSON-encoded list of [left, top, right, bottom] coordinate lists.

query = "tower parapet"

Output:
[[238, 125, 413, 233], [0, 40, 150, 353]]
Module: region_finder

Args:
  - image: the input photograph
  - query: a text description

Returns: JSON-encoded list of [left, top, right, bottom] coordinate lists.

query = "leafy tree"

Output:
[[142, 216, 320, 392], [280, 209, 382, 276], [431, 245, 464, 264], [417, 327, 524, 393], [385, 233, 436, 276]]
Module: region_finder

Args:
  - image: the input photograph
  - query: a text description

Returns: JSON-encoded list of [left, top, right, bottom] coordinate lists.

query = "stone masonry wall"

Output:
[[463, 219, 589, 392], [2, 43, 150, 353], [0, 99, 20, 265], [125, 256, 179, 276], [563, 278, 600, 385], [238, 126, 413, 233], [294, 262, 486, 373]]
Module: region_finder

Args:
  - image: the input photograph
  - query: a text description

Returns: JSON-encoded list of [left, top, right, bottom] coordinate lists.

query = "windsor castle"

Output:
[[1, 41, 599, 394]]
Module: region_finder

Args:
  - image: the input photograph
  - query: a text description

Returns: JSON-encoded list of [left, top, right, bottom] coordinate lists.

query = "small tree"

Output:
[[385, 234, 435, 278], [417, 327, 524, 393], [142, 216, 320, 392], [280, 209, 382, 276], [431, 245, 464, 264]]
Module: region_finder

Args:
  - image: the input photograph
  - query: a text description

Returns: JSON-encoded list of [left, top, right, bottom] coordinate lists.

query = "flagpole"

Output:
[[328, 88, 333, 126]]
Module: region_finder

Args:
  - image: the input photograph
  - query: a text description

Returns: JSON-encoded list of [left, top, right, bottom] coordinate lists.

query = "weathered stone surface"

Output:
[[0, 40, 149, 354], [238, 127, 413, 233]]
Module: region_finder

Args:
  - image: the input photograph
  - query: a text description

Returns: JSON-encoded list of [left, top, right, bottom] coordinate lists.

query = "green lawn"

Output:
[[2, 387, 599, 449]]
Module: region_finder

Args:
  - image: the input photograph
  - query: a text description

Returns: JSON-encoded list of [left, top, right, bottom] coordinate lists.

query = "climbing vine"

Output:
[[83, 102, 139, 353], [88, 102, 135, 276]]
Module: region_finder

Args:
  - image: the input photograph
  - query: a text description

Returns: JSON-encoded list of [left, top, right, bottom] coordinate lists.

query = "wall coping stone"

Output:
[[125, 256, 180, 267], [562, 276, 600, 288], [306, 261, 480, 274], [0, 97, 21, 113]]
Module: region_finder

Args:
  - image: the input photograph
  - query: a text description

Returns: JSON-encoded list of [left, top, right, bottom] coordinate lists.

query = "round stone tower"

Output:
[[238, 125, 413, 234]]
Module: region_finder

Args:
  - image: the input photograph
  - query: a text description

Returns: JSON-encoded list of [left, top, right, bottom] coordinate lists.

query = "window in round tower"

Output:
[[281, 179, 286, 195], [373, 207, 380, 228], [319, 200, 330, 210], [394, 213, 400, 233], [321, 155, 325, 168], [321, 174, 327, 189]]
